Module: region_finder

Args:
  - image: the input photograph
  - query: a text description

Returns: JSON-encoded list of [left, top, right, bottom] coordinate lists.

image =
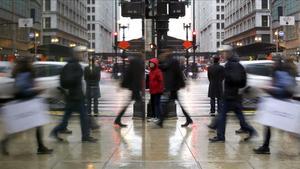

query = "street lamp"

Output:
[[51, 37, 59, 43], [69, 43, 76, 47], [274, 30, 279, 55], [255, 36, 262, 42]]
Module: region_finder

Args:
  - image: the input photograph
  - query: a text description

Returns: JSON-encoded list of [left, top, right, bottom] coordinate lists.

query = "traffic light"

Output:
[[113, 32, 118, 49], [150, 43, 156, 49], [192, 31, 197, 50]]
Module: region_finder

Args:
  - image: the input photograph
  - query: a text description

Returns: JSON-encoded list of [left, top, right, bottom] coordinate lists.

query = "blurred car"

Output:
[[0, 61, 88, 110], [240, 60, 300, 109], [0, 61, 13, 77]]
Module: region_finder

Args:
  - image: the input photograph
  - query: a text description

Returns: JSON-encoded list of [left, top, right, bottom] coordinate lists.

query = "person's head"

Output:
[[149, 62, 155, 69], [158, 48, 173, 61], [213, 56, 220, 64], [13, 56, 33, 76], [72, 46, 87, 61], [218, 45, 234, 61]]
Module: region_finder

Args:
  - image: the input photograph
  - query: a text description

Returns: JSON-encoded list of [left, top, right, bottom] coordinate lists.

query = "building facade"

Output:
[[224, 0, 271, 48], [42, 0, 88, 47], [87, 0, 115, 53], [195, 0, 225, 53], [0, 0, 42, 56], [271, 0, 300, 57]]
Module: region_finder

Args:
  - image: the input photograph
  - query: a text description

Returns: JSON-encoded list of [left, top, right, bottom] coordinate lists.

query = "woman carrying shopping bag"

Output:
[[253, 57, 297, 154], [1, 57, 53, 155]]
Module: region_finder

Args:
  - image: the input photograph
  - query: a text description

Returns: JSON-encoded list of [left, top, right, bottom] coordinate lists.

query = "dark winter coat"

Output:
[[149, 58, 164, 94], [84, 66, 101, 98], [121, 57, 144, 92], [223, 56, 246, 100], [208, 63, 225, 98], [159, 57, 185, 92], [65, 58, 84, 101]]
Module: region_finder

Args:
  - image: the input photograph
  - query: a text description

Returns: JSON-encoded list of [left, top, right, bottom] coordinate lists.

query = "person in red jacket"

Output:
[[149, 58, 164, 127]]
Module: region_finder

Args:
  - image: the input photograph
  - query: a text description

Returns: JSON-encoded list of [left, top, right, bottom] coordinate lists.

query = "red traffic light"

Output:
[[113, 32, 118, 36], [192, 31, 196, 36], [150, 43, 156, 49]]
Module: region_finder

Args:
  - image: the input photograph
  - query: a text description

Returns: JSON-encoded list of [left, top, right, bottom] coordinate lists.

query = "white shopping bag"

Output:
[[255, 97, 300, 135], [1, 98, 50, 134]]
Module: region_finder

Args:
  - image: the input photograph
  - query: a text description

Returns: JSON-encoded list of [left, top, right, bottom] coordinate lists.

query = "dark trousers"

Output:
[[2, 127, 45, 151], [170, 91, 192, 121], [150, 94, 162, 119], [210, 97, 222, 114], [53, 99, 90, 139], [87, 97, 98, 115], [115, 90, 141, 122], [217, 99, 255, 140], [263, 126, 271, 147]]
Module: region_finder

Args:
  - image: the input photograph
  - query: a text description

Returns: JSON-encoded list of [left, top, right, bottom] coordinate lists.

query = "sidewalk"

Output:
[[1, 117, 300, 169]]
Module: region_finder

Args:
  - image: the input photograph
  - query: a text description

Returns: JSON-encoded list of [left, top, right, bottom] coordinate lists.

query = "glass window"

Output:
[[221, 23, 224, 29], [92, 7, 95, 13], [87, 15, 90, 21], [87, 24, 90, 30], [45, 0, 51, 11], [92, 15, 95, 21], [217, 0, 220, 3], [217, 42, 220, 48], [217, 32, 220, 39], [44, 17, 51, 28], [221, 6, 224, 12], [92, 24, 95, 30], [87, 0, 90, 4], [261, 15, 268, 27], [87, 7, 90, 13], [217, 14, 220, 20], [92, 0, 95, 4], [217, 23, 220, 29], [262, 0, 268, 9], [217, 6, 220, 12], [245, 64, 273, 77], [221, 14, 224, 20]]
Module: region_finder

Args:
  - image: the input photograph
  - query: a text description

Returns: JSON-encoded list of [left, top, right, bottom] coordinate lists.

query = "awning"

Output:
[[236, 42, 285, 56], [29, 44, 72, 57]]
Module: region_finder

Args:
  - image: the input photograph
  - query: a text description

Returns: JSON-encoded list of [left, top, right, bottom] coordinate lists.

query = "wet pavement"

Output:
[[1, 116, 300, 169]]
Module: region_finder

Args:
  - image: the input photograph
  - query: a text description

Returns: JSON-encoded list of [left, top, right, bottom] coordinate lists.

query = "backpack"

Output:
[[60, 63, 77, 89], [227, 62, 247, 88], [274, 70, 296, 94]]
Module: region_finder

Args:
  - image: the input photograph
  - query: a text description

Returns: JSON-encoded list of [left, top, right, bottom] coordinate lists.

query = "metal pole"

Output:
[[114, 0, 118, 64], [192, 0, 196, 64]]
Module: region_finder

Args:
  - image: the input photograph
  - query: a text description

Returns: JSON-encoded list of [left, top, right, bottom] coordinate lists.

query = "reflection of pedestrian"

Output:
[[51, 46, 97, 143], [159, 49, 193, 127], [1, 57, 53, 155], [254, 58, 297, 154], [84, 57, 101, 116], [148, 58, 164, 127], [209, 45, 257, 142], [207, 56, 224, 116], [114, 55, 144, 128]]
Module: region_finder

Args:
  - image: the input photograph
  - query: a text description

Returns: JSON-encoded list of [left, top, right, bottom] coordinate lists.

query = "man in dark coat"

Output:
[[159, 49, 193, 127], [114, 55, 144, 127], [51, 46, 97, 143], [207, 56, 224, 116], [209, 45, 257, 143], [84, 57, 101, 116]]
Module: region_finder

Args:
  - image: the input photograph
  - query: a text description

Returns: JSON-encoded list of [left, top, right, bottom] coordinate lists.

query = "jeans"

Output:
[[53, 99, 90, 139], [87, 97, 98, 115], [210, 97, 222, 113], [150, 94, 162, 119], [115, 90, 141, 122], [217, 99, 255, 140]]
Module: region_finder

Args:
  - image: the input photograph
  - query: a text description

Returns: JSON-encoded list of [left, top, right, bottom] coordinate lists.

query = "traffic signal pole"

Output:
[[183, 23, 191, 68]]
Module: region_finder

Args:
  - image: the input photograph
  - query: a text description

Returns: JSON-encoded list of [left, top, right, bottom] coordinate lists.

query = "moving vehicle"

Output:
[[0, 61, 88, 110]]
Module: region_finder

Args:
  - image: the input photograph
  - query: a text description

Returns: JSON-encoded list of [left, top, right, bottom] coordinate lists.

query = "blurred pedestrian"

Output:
[[209, 45, 257, 142], [50, 46, 97, 143], [1, 57, 53, 155], [207, 56, 224, 116], [148, 58, 164, 127], [114, 55, 144, 128], [254, 57, 297, 154], [84, 56, 101, 117], [159, 48, 193, 127]]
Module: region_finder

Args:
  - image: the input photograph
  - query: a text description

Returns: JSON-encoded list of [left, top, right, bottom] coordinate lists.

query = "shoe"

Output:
[[94, 114, 99, 117], [82, 136, 98, 143], [91, 125, 100, 130], [155, 120, 163, 128], [37, 146, 53, 155], [147, 118, 155, 122], [253, 146, 270, 154], [207, 124, 216, 130], [244, 130, 258, 141], [181, 119, 193, 127], [114, 121, 128, 128], [209, 112, 216, 117], [235, 128, 248, 134], [59, 129, 73, 134], [50, 130, 64, 142], [209, 136, 225, 143]]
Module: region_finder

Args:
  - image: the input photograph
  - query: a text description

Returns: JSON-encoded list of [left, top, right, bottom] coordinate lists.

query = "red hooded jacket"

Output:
[[149, 58, 164, 94]]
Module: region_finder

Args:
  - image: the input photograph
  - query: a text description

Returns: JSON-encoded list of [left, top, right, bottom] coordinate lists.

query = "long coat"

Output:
[[121, 57, 144, 92], [159, 57, 185, 92], [149, 58, 164, 94], [208, 63, 225, 98], [84, 66, 101, 98]]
